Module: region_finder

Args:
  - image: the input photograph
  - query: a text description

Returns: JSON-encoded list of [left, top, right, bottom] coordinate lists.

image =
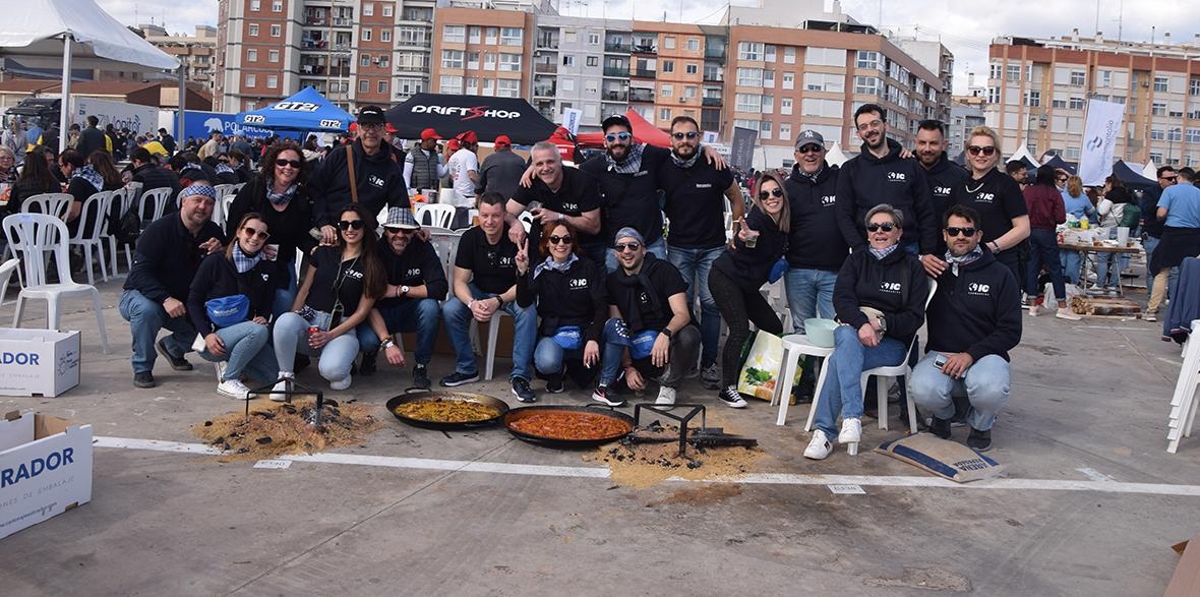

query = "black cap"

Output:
[[601, 114, 632, 132], [357, 105, 386, 124]]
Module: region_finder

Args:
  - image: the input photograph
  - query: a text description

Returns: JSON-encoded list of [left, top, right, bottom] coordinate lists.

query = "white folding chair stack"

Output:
[[415, 203, 455, 229], [2, 213, 109, 353], [67, 190, 113, 285], [1168, 319, 1200, 453]]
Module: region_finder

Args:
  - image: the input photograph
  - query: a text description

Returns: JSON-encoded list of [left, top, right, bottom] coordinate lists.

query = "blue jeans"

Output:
[[784, 267, 837, 334], [1143, 235, 1160, 289], [196, 320, 279, 384], [118, 289, 197, 374], [355, 298, 441, 366], [271, 264, 299, 319], [272, 311, 360, 385], [533, 336, 582, 376], [1026, 228, 1065, 300], [910, 352, 1011, 431], [598, 317, 699, 389], [605, 237, 667, 272], [666, 243, 723, 367], [813, 325, 907, 439], [1060, 251, 1082, 285], [441, 284, 536, 381]]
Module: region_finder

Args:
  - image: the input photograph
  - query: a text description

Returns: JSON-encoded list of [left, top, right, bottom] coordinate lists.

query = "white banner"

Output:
[[1078, 99, 1125, 186], [561, 108, 582, 136]]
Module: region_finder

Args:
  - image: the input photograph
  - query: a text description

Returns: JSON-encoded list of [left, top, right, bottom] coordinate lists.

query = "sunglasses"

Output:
[[385, 227, 416, 235], [945, 226, 977, 237], [242, 225, 270, 240], [1055, 176, 1068, 182], [614, 242, 641, 252], [867, 222, 897, 232], [671, 131, 699, 140], [759, 188, 784, 200], [796, 144, 823, 154], [605, 132, 632, 143], [275, 158, 302, 168], [966, 145, 996, 157], [1163, 175, 1178, 181], [337, 219, 366, 231], [548, 234, 573, 245]]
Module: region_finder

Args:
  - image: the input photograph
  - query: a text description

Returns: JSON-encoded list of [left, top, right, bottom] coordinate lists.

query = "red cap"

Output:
[[420, 128, 440, 141], [457, 130, 478, 144], [447, 138, 460, 151], [385, 123, 397, 134], [494, 135, 511, 147]]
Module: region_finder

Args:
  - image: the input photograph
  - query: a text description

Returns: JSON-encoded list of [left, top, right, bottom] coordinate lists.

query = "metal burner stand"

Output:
[[245, 378, 327, 429], [633, 403, 706, 455]]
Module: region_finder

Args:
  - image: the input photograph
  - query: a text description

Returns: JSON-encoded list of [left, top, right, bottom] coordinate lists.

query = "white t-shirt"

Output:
[[447, 148, 479, 207]]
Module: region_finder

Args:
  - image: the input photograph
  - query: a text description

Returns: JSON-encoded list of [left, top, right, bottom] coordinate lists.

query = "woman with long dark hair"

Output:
[[270, 204, 386, 393], [1095, 175, 1139, 291], [6, 146, 59, 216], [1023, 165, 1078, 319], [61, 149, 123, 235]]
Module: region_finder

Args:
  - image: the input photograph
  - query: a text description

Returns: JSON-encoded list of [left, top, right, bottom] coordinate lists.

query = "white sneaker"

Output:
[[217, 378, 251, 400], [214, 361, 227, 383], [330, 374, 352, 391], [838, 417, 862, 444], [269, 372, 294, 402], [1055, 307, 1082, 321], [804, 429, 833, 460], [655, 386, 677, 408], [1028, 303, 1040, 316]]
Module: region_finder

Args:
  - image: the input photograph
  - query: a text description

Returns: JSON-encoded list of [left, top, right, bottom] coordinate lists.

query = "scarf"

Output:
[[266, 181, 298, 206], [216, 162, 236, 177], [868, 244, 900, 261], [797, 165, 823, 184], [669, 146, 703, 169], [944, 245, 983, 275], [70, 164, 104, 192], [614, 254, 666, 331], [533, 252, 577, 280], [231, 242, 262, 274], [605, 142, 645, 174]]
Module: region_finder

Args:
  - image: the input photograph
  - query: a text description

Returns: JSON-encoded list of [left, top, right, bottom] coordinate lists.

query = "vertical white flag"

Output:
[[561, 108, 583, 136], [1078, 99, 1125, 186]]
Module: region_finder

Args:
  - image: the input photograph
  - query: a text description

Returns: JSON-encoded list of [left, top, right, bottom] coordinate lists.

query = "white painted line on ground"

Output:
[[94, 436, 1200, 497], [1077, 467, 1116, 483]]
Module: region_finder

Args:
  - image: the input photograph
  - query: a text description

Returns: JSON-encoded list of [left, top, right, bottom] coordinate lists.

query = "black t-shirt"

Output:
[[512, 167, 603, 250], [375, 236, 449, 308], [306, 246, 367, 313], [606, 257, 689, 332], [952, 168, 1028, 244], [579, 145, 669, 246], [454, 225, 520, 295], [658, 159, 734, 249]]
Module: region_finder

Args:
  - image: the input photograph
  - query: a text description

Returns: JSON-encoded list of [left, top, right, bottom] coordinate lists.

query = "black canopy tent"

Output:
[[1041, 154, 1077, 175], [1111, 160, 1158, 192], [384, 93, 558, 145]]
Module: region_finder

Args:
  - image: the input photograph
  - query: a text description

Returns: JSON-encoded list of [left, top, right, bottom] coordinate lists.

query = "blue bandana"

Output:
[[179, 183, 216, 201]]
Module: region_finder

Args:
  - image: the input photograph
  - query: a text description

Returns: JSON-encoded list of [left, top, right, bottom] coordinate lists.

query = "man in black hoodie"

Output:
[[914, 120, 968, 250], [836, 104, 938, 257], [911, 204, 1022, 452]]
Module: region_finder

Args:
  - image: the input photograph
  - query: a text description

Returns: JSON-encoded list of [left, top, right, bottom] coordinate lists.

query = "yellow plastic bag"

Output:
[[737, 332, 784, 402]]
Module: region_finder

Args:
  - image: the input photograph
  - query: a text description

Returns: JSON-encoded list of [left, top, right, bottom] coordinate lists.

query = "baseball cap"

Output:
[[795, 130, 825, 149], [383, 207, 420, 230], [494, 135, 511, 148], [456, 130, 478, 144], [357, 105, 386, 124], [420, 128, 441, 141], [601, 114, 632, 132]]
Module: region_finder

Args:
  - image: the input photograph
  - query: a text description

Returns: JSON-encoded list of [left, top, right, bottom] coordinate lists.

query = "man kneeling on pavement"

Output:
[[911, 204, 1023, 451]]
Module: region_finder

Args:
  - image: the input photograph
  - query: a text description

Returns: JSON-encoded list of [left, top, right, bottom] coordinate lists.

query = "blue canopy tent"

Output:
[[235, 86, 353, 133]]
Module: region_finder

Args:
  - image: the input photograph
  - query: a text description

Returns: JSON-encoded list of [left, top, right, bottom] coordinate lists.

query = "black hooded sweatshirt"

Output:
[[836, 138, 937, 254], [925, 248, 1023, 362], [311, 140, 410, 226], [784, 161, 847, 271], [832, 246, 929, 349]]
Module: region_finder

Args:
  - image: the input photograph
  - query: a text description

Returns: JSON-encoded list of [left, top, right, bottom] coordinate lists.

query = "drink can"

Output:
[[308, 325, 320, 336]]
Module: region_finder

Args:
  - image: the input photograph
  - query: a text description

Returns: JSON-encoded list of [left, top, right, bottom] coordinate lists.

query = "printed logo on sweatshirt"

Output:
[[880, 281, 902, 293], [343, 268, 364, 280], [406, 267, 423, 279], [974, 192, 995, 204], [821, 194, 836, 206], [933, 186, 952, 196], [695, 183, 713, 189], [569, 277, 589, 289], [561, 202, 580, 212], [967, 282, 991, 296], [261, 273, 270, 282], [887, 171, 907, 182], [368, 174, 386, 188]]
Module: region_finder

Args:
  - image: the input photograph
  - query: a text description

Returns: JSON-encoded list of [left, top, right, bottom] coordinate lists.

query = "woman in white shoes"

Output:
[[271, 205, 386, 395], [187, 213, 285, 400], [804, 205, 929, 460]]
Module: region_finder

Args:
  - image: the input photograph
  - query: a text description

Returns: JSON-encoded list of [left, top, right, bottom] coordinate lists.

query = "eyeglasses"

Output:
[[548, 234, 573, 245], [275, 158, 302, 168], [966, 145, 997, 157], [856, 119, 883, 132], [671, 131, 699, 140], [385, 227, 416, 235], [1055, 176, 1068, 182], [944, 226, 977, 237], [359, 122, 385, 131], [0, 156, 13, 161], [605, 132, 632, 143], [337, 219, 365, 231], [758, 188, 784, 200], [242, 225, 270, 239], [796, 144, 823, 154], [866, 222, 897, 232], [614, 242, 641, 252]]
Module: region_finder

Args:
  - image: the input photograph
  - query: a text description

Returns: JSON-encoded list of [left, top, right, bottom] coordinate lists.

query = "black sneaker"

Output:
[[967, 427, 992, 452], [412, 364, 431, 390], [512, 377, 537, 403], [133, 371, 155, 388], [546, 373, 565, 394], [929, 416, 952, 440], [792, 375, 815, 404], [155, 338, 192, 371], [717, 386, 748, 409], [440, 370, 479, 387], [359, 351, 378, 376], [591, 385, 625, 407]]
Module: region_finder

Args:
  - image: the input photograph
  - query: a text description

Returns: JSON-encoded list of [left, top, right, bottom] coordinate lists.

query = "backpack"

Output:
[[115, 203, 142, 245]]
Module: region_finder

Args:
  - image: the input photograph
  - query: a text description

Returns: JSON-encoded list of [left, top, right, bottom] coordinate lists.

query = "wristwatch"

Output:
[[380, 338, 396, 349], [877, 315, 888, 333], [400, 285, 410, 297], [660, 328, 674, 339]]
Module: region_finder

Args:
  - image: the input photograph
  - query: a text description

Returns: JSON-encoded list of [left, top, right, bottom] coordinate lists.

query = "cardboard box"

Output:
[[0, 329, 81, 397], [1167, 533, 1200, 597], [0, 411, 93, 540]]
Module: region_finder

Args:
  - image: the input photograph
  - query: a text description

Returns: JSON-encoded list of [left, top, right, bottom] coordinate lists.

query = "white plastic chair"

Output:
[[857, 278, 938, 439], [107, 185, 138, 275], [427, 231, 463, 281], [0, 257, 19, 306], [416, 203, 455, 229], [67, 190, 113, 285], [139, 187, 172, 224], [211, 184, 235, 228], [21, 193, 72, 220], [518, 211, 534, 233], [479, 311, 510, 381], [3, 213, 109, 353], [773, 334, 835, 428], [1168, 319, 1200, 453]]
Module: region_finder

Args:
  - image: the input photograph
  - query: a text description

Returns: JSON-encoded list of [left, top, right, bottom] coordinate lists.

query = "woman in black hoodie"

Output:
[[804, 204, 929, 460], [708, 171, 791, 409], [187, 213, 284, 400]]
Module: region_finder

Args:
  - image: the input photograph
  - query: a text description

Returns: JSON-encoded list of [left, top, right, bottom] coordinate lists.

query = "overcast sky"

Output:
[[95, 0, 1195, 94]]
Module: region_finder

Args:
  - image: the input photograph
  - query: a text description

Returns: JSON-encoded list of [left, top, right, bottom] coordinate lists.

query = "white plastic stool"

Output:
[[1168, 319, 1200, 453], [773, 333, 834, 427]]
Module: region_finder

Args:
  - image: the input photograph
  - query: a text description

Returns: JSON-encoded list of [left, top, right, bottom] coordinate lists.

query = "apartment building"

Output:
[[427, 7, 535, 113], [624, 23, 727, 133], [987, 33, 1200, 166], [140, 25, 219, 92], [216, 0, 303, 112], [529, 15, 632, 126]]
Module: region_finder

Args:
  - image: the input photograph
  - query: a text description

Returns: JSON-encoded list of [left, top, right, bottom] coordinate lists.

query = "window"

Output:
[[1070, 71, 1085, 86], [464, 26, 479, 44], [662, 61, 674, 73], [1191, 77, 1200, 96], [856, 50, 879, 70], [381, 29, 391, 42], [378, 80, 388, 94], [763, 70, 774, 88], [684, 86, 696, 99], [382, 5, 392, 17], [362, 3, 373, 16], [439, 75, 463, 93], [1052, 99, 1066, 108], [759, 120, 771, 140], [250, 0, 260, 10], [589, 33, 600, 45], [358, 80, 369, 93], [779, 123, 792, 141], [497, 79, 520, 98], [686, 63, 698, 75], [1150, 129, 1165, 141], [736, 68, 762, 87], [267, 75, 278, 88], [780, 97, 793, 115], [735, 93, 761, 112], [398, 26, 428, 45], [1153, 102, 1167, 116], [804, 72, 844, 93], [1006, 65, 1020, 82], [804, 47, 845, 67], [687, 38, 699, 51], [765, 45, 776, 62], [854, 75, 880, 95], [1169, 128, 1183, 141], [1069, 96, 1084, 110], [659, 108, 671, 121], [561, 78, 574, 92], [441, 50, 463, 69], [987, 87, 1000, 103], [990, 63, 1001, 80], [485, 27, 498, 44], [562, 55, 574, 67], [664, 36, 676, 50], [1187, 128, 1200, 143], [245, 74, 256, 87], [1155, 76, 1169, 92], [783, 47, 795, 64], [587, 56, 598, 67], [484, 53, 495, 68], [1025, 90, 1040, 107], [443, 25, 465, 43], [271, 0, 282, 11], [361, 53, 371, 66], [362, 29, 372, 41], [501, 27, 522, 46], [782, 72, 794, 90], [247, 49, 258, 62], [270, 24, 281, 37], [661, 84, 673, 98], [1100, 69, 1112, 87], [248, 24, 259, 36], [738, 42, 764, 61], [266, 49, 278, 63], [499, 53, 521, 71]]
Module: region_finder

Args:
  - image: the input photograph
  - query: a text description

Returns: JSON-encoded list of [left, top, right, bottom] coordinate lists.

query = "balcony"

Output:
[[605, 42, 632, 53], [704, 48, 726, 62], [538, 109, 556, 120], [702, 97, 722, 107], [396, 63, 428, 73], [629, 89, 654, 103], [533, 85, 556, 97], [603, 66, 629, 78], [534, 63, 557, 74], [333, 18, 353, 27], [602, 90, 628, 102], [632, 44, 657, 55], [703, 73, 723, 83], [306, 16, 326, 26], [299, 64, 327, 75], [632, 68, 655, 79], [537, 39, 559, 50]]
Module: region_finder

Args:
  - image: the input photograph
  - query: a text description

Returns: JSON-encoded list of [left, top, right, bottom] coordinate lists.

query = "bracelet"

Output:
[[495, 296, 505, 308], [380, 338, 395, 349]]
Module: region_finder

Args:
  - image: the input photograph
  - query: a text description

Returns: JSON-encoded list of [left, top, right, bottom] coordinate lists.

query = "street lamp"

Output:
[[1168, 126, 1182, 166]]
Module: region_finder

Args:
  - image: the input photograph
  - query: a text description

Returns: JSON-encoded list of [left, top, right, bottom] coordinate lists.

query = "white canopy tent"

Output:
[[1143, 160, 1159, 180], [825, 141, 851, 167], [1006, 141, 1041, 169], [0, 0, 180, 152]]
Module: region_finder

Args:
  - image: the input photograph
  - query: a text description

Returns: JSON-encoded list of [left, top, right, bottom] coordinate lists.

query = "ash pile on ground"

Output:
[[584, 419, 766, 489], [192, 399, 381, 461]]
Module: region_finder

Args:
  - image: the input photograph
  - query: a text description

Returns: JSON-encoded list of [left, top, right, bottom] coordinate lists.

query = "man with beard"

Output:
[[836, 104, 938, 258], [403, 128, 448, 193], [658, 116, 744, 389], [506, 142, 603, 263], [914, 120, 968, 243], [911, 204, 1022, 452]]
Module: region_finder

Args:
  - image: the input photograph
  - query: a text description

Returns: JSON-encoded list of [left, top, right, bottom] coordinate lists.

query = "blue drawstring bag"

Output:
[[205, 294, 250, 328], [768, 257, 788, 284], [630, 329, 660, 360], [551, 325, 583, 350]]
